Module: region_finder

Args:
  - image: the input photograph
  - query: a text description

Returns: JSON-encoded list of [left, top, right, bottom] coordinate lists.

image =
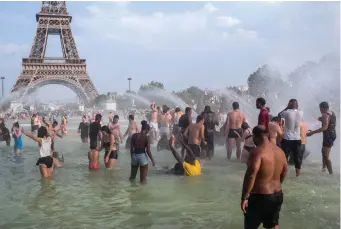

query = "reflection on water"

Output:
[[0, 118, 339, 229]]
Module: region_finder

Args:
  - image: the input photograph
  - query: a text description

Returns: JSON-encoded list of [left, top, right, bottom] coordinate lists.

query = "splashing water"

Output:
[[124, 92, 152, 108]]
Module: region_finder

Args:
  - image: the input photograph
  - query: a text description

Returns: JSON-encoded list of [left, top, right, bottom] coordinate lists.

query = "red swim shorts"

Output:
[[89, 161, 99, 169]]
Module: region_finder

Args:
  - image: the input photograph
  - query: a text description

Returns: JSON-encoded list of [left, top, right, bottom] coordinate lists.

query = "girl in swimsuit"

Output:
[[239, 122, 255, 163], [12, 122, 23, 156], [99, 125, 118, 169]]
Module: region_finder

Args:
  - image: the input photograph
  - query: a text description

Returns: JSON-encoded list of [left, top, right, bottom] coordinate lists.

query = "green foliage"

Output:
[[139, 81, 164, 92]]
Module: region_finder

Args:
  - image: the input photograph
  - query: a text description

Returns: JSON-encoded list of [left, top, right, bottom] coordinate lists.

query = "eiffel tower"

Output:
[[11, 1, 99, 107]]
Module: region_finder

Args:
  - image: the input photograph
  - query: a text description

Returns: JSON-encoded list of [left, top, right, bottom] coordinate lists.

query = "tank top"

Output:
[[324, 111, 336, 135], [39, 137, 52, 158], [204, 112, 215, 132]]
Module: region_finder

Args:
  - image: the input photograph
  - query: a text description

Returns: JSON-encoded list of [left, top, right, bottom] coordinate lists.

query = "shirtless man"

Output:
[[123, 115, 139, 149], [184, 115, 206, 158], [268, 116, 284, 146], [109, 115, 123, 151], [88, 114, 102, 169], [149, 102, 159, 141], [157, 106, 173, 150], [178, 107, 193, 158], [241, 125, 288, 229], [224, 102, 246, 160]]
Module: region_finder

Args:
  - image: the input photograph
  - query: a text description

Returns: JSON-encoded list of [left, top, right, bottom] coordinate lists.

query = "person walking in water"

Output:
[[256, 98, 270, 128], [99, 125, 118, 169], [224, 102, 246, 160], [239, 122, 255, 163], [307, 102, 336, 174], [241, 125, 288, 229], [279, 99, 303, 177], [178, 107, 193, 158], [12, 122, 22, 156], [88, 114, 102, 169], [123, 115, 139, 149], [202, 106, 219, 159], [22, 126, 55, 178], [184, 115, 206, 158], [149, 101, 159, 142], [78, 115, 89, 143], [268, 116, 284, 146], [129, 121, 155, 184]]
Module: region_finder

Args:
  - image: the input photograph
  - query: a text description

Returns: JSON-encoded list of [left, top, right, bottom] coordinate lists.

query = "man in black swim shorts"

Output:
[[307, 102, 336, 175], [88, 114, 102, 169], [241, 126, 288, 229]]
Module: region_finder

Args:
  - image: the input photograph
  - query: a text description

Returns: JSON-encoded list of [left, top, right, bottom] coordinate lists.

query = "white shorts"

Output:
[[150, 122, 159, 132]]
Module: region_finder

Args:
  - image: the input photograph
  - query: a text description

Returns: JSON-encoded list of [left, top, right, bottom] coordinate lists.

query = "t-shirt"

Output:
[[89, 122, 101, 141], [78, 122, 89, 138], [178, 114, 190, 130], [258, 108, 270, 127], [183, 160, 201, 176], [280, 109, 303, 140]]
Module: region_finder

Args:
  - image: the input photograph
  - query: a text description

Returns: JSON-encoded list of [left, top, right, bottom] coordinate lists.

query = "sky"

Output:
[[0, 1, 339, 102]]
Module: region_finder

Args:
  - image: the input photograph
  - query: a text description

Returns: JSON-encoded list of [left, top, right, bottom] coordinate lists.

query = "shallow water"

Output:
[[0, 117, 339, 229]]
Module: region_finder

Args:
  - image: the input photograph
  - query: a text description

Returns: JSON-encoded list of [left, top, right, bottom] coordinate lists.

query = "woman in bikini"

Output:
[[239, 122, 255, 163], [99, 125, 118, 169]]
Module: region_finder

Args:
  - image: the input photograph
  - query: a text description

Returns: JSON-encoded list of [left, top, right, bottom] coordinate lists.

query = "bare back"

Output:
[[227, 110, 245, 129], [268, 121, 281, 145], [249, 143, 287, 194], [186, 123, 204, 145]]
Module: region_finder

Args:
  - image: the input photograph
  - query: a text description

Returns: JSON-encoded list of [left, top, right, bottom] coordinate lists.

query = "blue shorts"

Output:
[[131, 153, 148, 166]]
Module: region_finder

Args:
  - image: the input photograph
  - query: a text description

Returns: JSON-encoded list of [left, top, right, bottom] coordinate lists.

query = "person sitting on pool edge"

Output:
[[168, 134, 201, 176]]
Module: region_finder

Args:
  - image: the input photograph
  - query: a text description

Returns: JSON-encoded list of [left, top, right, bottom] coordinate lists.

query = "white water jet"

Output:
[[123, 92, 152, 107], [142, 89, 189, 111]]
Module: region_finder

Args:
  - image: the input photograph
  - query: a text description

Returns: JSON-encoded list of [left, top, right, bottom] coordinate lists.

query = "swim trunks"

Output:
[[228, 128, 243, 138], [281, 139, 302, 169], [131, 153, 148, 166], [189, 144, 201, 158], [104, 150, 118, 160], [89, 161, 99, 169], [244, 145, 255, 153], [244, 191, 283, 229], [125, 136, 132, 149], [36, 156, 53, 168]]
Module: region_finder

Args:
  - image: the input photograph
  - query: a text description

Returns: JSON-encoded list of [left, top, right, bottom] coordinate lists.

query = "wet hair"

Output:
[[241, 122, 250, 130], [128, 115, 134, 120], [204, 106, 211, 113], [266, 107, 270, 113], [141, 120, 150, 131], [37, 126, 48, 138], [232, 102, 239, 110], [175, 107, 180, 113], [256, 97, 266, 106], [163, 106, 170, 113], [101, 125, 111, 134], [53, 121, 58, 126], [95, 114, 102, 121], [288, 99, 298, 109], [185, 107, 192, 114], [319, 101, 329, 110], [252, 125, 269, 138], [196, 115, 204, 123], [13, 122, 19, 128], [271, 116, 281, 122], [114, 115, 119, 119]]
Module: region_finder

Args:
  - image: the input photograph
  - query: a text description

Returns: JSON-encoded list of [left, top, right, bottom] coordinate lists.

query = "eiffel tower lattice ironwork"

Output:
[[11, 1, 99, 107]]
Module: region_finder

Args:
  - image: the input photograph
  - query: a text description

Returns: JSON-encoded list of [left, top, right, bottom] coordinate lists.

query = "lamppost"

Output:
[[127, 77, 132, 92], [1, 76, 5, 98]]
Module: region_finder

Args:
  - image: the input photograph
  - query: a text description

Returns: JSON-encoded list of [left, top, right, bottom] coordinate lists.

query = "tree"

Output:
[[139, 81, 164, 92]]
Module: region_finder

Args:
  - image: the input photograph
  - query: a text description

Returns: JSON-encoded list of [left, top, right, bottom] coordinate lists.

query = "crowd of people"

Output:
[[2, 96, 337, 229]]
